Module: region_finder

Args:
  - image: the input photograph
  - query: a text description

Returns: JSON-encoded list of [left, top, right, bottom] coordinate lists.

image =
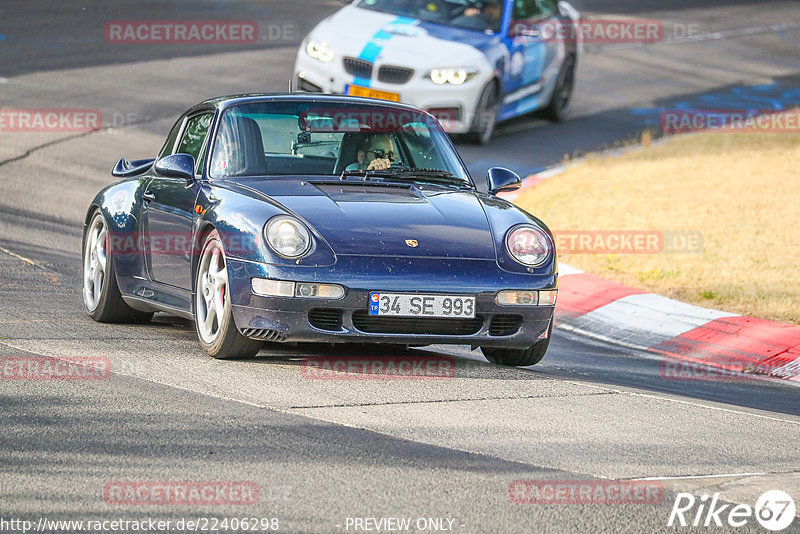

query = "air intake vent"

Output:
[[240, 328, 286, 342], [308, 308, 343, 331], [343, 57, 373, 79], [352, 311, 483, 335], [378, 65, 414, 84], [489, 315, 522, 336], [297, 76, 322, 93]]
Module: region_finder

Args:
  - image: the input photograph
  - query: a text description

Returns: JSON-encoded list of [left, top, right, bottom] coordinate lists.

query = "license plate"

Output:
[[346, 84, 400, 102], [369, 293, 476, 318]]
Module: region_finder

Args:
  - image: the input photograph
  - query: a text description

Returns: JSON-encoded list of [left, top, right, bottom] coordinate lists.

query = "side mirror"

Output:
[[509, 22, 540, 39], [154, 153, 196, 181], [487, 167, 522, 195]]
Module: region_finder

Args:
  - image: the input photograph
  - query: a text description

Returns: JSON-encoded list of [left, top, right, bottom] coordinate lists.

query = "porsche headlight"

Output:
[[506, 225, 552, 267], [306, 40, 335, 63], [265, 216, 312, 258], [429, 68, 478, 85]]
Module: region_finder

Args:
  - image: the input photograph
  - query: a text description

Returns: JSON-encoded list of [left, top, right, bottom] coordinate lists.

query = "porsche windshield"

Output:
[[354, 0, 504, 33], [208, 101, 470, 183]]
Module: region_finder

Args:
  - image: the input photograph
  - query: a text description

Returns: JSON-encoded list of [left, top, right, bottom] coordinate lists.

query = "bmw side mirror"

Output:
[[487, 167, 522, 195], [510, 21, 541, 39], [154, 153, 196, 182]]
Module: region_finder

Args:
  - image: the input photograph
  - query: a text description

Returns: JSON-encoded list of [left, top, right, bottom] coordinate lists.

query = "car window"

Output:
[[208, 102, 470, 182], [357, 0, 505, 33], [512, 0, 556, 20], [158, 118, 184, 159], [176, 113, 213, 168]]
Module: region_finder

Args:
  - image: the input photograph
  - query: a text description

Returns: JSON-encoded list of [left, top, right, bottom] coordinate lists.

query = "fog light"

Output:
[[296, 283, 345, 299], [496, 290, 538, 306], [538, 290, 558, 306], [251, 279, 295, 297]]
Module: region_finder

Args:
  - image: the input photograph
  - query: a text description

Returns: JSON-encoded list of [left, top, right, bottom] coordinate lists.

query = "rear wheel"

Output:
[[481, 321, 552, 367], [541, 55, 576, 122], [82, 211, 153, 324], [466, 81, 498, 145], [195, 230, 261, 359]]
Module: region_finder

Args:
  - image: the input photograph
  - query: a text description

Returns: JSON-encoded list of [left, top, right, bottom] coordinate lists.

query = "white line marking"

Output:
[[609, 387, 800, 425], [635, 472, 766, 481], [0, 245, 50, 270]]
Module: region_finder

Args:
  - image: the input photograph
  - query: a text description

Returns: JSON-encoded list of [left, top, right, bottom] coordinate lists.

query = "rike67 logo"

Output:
[[668, 490, 795, 531]]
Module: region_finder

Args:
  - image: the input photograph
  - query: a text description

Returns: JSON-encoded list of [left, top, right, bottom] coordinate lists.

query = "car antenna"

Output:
[[288, 78, 294, 93]]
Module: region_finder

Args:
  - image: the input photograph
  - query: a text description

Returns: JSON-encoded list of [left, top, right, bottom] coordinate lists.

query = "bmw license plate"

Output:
[[369, 293, 476, 318], [345, 84, 400, 102]]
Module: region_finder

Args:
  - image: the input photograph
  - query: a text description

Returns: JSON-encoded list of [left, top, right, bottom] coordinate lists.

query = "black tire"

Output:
[[466, 81, 499, 145], [194, 230, 261, 360], [481, 321, 552, 367], [541, 55, 576, 122], [82, 210, 153, 324]]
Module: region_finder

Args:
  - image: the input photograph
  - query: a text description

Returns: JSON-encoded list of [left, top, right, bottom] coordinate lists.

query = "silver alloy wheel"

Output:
[[83, 213, 108, 313], [195, 237, 229, 344]]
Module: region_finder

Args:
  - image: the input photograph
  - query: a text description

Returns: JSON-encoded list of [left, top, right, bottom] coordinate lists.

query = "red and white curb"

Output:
[[555, 264, 800, 383]]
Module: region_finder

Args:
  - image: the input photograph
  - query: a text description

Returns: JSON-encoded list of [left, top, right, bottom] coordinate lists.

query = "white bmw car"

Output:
[[294, 0, 580, 143]]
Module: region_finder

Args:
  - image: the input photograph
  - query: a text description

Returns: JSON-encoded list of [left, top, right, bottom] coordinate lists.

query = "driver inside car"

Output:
[[455, 0, 502, 32], [346, 133, 398, 171]]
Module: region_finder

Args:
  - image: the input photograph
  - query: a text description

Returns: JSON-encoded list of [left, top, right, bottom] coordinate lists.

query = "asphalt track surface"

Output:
[[1, 1, 799, 533]]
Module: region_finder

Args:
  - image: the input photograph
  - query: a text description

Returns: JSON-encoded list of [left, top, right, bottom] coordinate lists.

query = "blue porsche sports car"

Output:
[[83, 94, 557, 366]]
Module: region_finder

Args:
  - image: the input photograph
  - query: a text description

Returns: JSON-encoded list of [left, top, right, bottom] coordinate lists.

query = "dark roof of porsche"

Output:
[[188, 93, 428, 115]]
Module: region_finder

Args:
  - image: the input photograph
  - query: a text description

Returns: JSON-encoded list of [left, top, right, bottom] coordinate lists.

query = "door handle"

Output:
[[142, 191, 155, 202]]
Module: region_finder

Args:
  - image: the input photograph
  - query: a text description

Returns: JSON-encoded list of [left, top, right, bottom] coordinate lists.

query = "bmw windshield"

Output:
[[354, 0, 505, 33]]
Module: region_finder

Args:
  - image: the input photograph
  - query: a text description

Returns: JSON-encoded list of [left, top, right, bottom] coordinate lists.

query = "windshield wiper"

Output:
[[341, 167, 472, 189], [340, 169, 399, 180]]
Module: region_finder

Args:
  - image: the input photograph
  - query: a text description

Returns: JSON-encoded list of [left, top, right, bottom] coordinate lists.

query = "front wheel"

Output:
[[481, 321, 552, 367], [541, 55, 576, 122], [466, 82, 498, 145], [195, 230, 262, 359]]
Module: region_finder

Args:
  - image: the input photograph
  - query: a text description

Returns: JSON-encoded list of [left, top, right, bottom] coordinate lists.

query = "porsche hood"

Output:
[[228, 179, 497, 260]]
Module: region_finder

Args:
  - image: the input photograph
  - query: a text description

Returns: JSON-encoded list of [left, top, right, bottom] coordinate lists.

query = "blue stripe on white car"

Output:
[[354, 17, 417, 87]]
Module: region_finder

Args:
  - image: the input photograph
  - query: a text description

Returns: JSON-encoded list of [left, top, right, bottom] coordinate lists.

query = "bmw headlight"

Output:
[[265, 216, 312, 258], [306, 40, 335, 63], [506, 225, 552, 267], [429, 68, 478, 85]]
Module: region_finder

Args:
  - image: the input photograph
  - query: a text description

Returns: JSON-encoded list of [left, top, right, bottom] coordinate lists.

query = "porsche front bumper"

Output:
[[227, 255, 556, 349]]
